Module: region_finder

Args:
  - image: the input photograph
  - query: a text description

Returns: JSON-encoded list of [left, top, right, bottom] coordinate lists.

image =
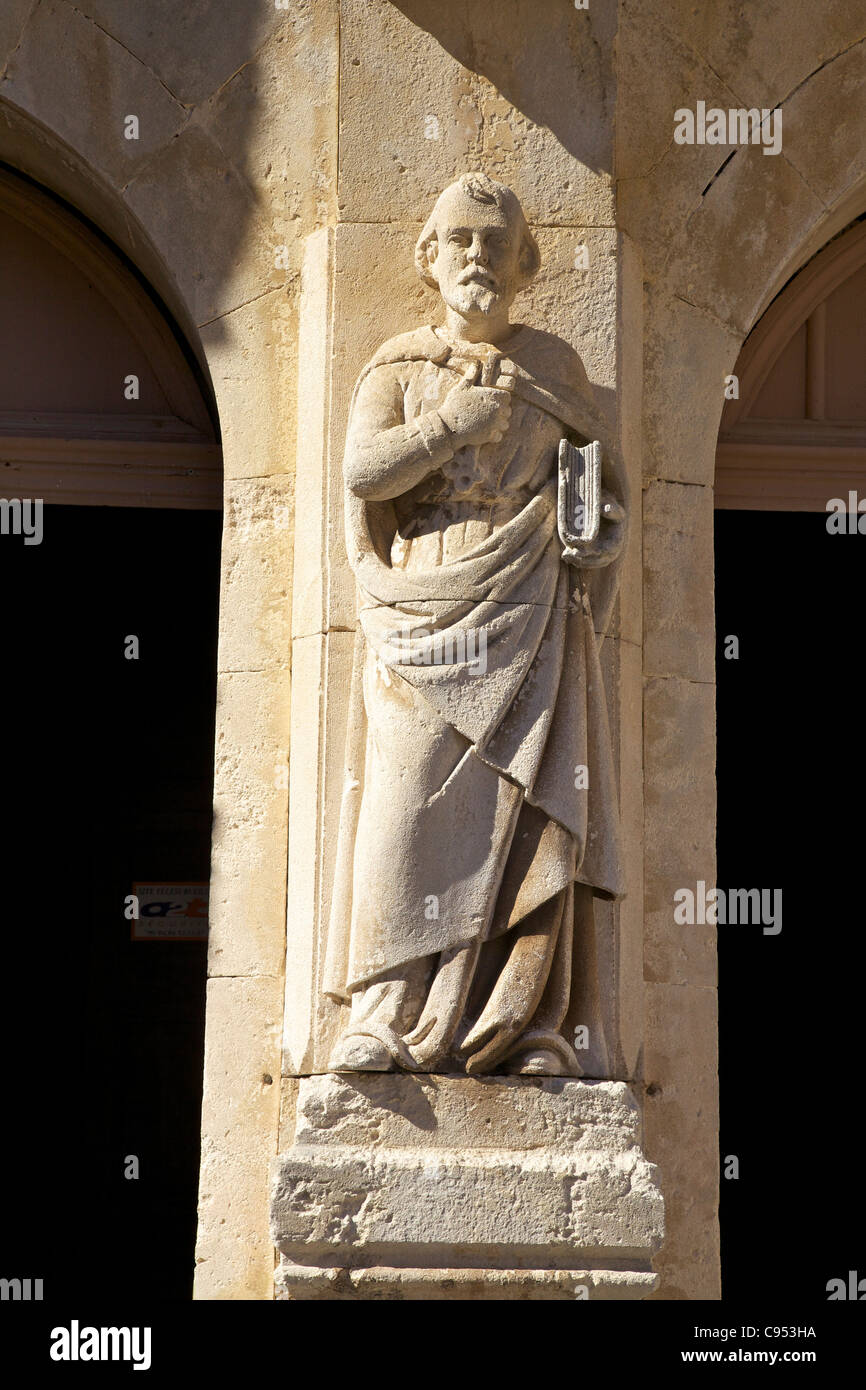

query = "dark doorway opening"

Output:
[[715, 508, 864, 1301], [1, 504, 221, 1301]]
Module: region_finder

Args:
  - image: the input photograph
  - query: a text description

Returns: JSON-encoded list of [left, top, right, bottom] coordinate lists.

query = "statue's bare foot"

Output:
[[506, 1046, 563, 1076], [329, 1033, 394, 1072], [503, 1030, 583, 1077]]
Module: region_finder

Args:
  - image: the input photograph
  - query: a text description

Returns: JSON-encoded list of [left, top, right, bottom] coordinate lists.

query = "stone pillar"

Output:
[[271, 0, 663, 1299]]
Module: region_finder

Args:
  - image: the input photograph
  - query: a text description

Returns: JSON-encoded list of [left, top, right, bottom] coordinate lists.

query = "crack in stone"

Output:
[[197, 282, 293, 330], [777, 31, 866, 108], [118, 114, 194, 195], [670, 293, 742, 337], [700, 147, 736, 197], [778, 150, 827, 213], [63, 1, 191, 109], [0, 0, 40, 83]]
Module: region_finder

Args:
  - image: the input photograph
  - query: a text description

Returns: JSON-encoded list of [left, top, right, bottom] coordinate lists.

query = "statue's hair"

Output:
[[414, 172, 541, 290]]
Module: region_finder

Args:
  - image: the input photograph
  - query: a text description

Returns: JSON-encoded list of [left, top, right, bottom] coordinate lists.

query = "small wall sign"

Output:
[[131, 882, 209, 941]]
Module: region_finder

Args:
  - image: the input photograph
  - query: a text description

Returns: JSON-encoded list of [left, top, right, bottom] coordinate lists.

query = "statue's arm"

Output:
[[344, 364, 454, 502]]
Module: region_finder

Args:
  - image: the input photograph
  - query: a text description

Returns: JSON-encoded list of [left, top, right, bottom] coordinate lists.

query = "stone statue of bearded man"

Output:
[[324, 172, 626, 1077]]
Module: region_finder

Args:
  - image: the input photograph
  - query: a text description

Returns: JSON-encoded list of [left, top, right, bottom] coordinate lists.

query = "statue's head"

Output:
[[415, 173, 540, 323]]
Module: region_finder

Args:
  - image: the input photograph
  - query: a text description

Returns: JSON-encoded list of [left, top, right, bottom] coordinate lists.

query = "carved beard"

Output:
[[452, 278, 502, 317]]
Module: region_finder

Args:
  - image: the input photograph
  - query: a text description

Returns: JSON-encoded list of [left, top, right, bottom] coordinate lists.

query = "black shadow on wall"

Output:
[[0, 505, 221, 1301], [715, 508, 864, 1302]]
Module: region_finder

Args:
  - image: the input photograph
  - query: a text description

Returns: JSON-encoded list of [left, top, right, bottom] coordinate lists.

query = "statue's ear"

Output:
[[414, 224, 440, 288]]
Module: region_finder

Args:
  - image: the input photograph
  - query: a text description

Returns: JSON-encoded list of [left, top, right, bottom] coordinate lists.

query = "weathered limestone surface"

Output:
[[272, 1074, 663, 1300], [643, 481, 715, 684], [196, 976, 283, 1300], [2, 0, 188, 188], [644, 981, 719, 1302], [338, 0, 616, 227], [643, 677, 716, 991], [206, 667, 291, 982], [642, 294, 741, 487]]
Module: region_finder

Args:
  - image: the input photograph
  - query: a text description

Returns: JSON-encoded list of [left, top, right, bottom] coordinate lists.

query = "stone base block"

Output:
[[270, 1073, 664, 1300]]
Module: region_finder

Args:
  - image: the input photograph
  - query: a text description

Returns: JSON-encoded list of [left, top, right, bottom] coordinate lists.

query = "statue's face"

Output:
[[429, 195, 523, 320]]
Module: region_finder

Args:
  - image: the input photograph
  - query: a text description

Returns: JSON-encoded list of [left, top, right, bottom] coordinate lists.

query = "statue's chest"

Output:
[[401, 359, 560, 497]]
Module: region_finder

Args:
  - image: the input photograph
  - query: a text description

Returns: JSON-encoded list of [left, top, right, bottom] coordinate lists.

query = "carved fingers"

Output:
[[439, 366, 512, 448], [600, 492, 625, 525], [571, 489, 626, 567]]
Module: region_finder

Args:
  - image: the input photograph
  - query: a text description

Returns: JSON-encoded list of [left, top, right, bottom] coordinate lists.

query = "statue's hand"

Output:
[[438, 361, 512, 448], [568, 492, 626, 569]]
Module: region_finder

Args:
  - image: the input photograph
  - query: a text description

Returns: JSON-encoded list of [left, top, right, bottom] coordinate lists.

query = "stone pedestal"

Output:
[[270, 1074, 663, 1300]]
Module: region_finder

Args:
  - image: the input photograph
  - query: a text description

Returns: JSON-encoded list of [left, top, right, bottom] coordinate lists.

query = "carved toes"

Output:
[[328, 1034, 395, 1072]]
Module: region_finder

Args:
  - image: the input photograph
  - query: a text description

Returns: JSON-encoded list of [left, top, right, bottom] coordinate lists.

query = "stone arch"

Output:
[[716, 219, 866, 509], [0, 99, 210, 377], [0, 163, 220, 505], [0, 0, 279, 359]]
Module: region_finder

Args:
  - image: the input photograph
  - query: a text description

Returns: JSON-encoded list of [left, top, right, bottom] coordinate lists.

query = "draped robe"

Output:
[[323, 323, 625, 1073]]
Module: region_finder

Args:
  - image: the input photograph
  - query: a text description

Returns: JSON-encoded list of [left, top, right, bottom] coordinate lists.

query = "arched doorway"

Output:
[[0, 167, 222, 1300], [714, 220, 866, 1298]]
